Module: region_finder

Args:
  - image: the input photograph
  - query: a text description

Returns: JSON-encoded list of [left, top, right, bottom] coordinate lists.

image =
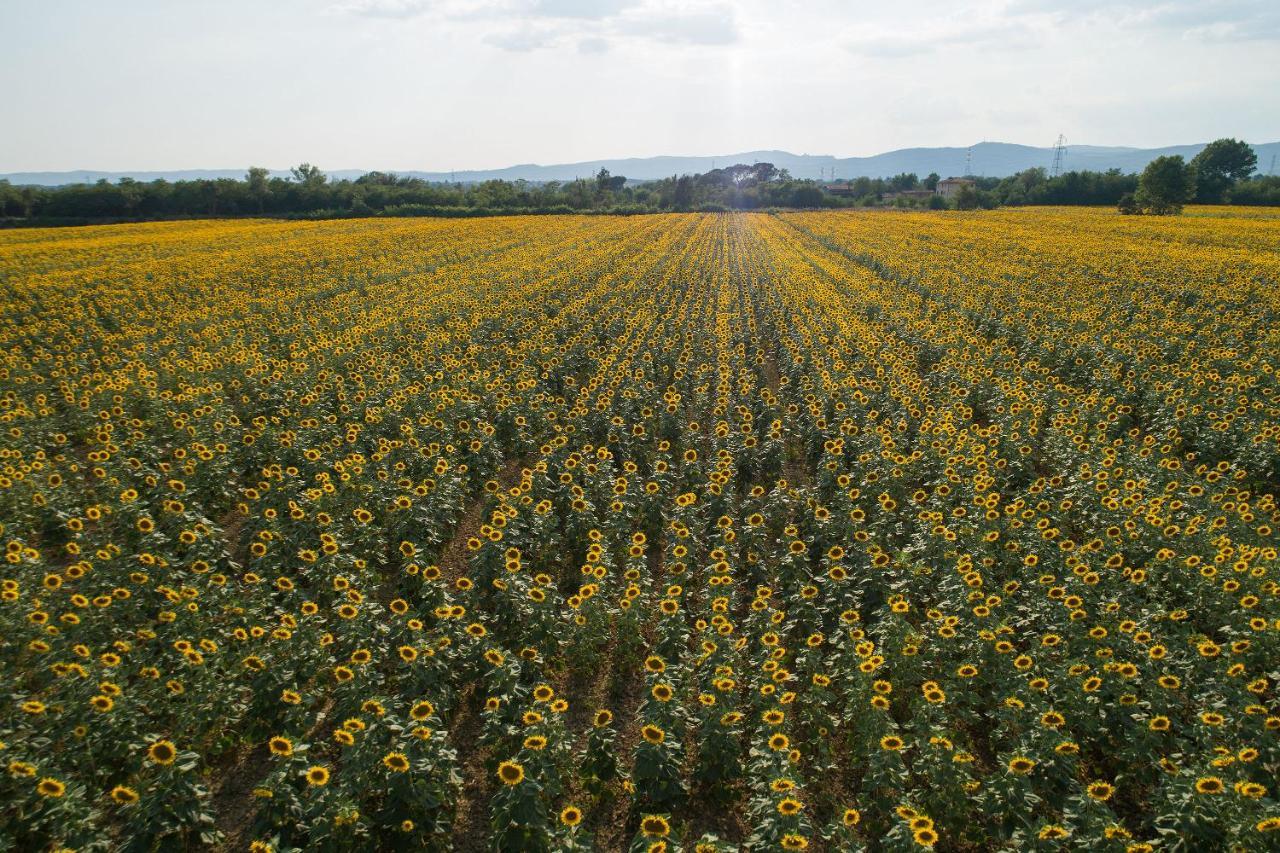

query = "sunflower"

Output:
[[497, 760, 525, 786], [147, 740, 177, 766], [781, 835, 808, 849], [410, 700, 435, 721], [560, 805, 583, 827], [1194, 776, 1224, 795], [36, 777, 66, 798], [880, 735, 904, 751], [111, 785, 140, 804], [305, 766, 330, 786], [1087, 781, 1115, 801], [641, 724, 666, 745], [382, 752, 410, 772], [1007, 756, 1036, 775], [777, 797, 804, 816], [913, 827, 938, 847], [268, 736, 293, 756], [640, 815, 670, 838]]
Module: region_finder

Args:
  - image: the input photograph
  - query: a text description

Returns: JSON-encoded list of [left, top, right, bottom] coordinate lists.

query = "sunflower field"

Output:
[[1, 207, 1278, 852]]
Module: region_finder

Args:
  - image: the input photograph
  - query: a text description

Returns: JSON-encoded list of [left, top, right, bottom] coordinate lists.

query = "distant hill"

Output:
[[5, 141, 1278, 186]]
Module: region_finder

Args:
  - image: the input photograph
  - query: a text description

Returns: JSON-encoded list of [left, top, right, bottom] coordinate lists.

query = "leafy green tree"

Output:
[[791, 184, 824, 207], [595, 168, 626, 193], [1135, 155, 1196, 215], [954, 183, 979, 210], [290, 163, 326, 187], [1190, 138, 1257, 202], [923, 172, 940, 191], [246, 167, 271, 212], [673, 175, 695, 210]]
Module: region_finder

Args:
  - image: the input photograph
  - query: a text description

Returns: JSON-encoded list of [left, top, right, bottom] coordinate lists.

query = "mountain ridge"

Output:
[[5, 140, 1277, 186]]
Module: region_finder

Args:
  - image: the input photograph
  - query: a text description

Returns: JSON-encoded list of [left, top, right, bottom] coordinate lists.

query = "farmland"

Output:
[[1, 207, 1278, 851]]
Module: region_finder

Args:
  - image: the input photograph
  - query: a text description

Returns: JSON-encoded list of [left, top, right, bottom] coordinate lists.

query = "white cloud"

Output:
[[335, 0, 740, 51], [614, 2, 740, 45], [1007, 0, 1280, 43], [530, 0, 642, 20], [483, 27, 561, 50], [845, 15, 1042, 59], [333, 0, 434, 18], [578, 36, 611, 53]]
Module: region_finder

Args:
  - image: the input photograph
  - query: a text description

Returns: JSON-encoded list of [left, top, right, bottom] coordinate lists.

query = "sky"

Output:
[[3, 0, 1278, 172]]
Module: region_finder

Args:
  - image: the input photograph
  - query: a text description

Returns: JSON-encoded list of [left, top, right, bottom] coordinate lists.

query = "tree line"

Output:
[[2, 139, 1275, 224]]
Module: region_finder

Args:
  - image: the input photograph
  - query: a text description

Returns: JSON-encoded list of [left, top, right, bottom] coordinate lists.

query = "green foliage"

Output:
[[5, 147, 1280, 227], [1135, 155, 1196, 215], [1191, 138, 1258, 202], [790, 184, 825, 208], [953, 183, 979, 210]]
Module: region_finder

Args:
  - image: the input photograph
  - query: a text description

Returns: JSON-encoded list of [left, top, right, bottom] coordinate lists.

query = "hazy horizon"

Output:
[[4, 0, 1279, 172], [7, 139, 1280, 177]]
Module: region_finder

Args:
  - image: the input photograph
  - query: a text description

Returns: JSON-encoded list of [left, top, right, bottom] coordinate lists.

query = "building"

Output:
[[935, 177, 975, 199], [824, 181, 855, 196]]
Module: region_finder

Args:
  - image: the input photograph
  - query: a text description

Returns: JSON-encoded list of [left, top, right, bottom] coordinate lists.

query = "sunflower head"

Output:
[[36, 777, 66, 798], [496, 760, 525, 786], [147, 740, 177, 765], [640, 815, 670, 838]]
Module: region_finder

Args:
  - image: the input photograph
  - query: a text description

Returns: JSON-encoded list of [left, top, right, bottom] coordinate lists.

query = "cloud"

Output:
[[530, 0, 641, 20], [333, 0, 521, 20], [845, 17, 1040, 59], [578, 36, 611, 53], [336, 0, 742, 51], [333, 0, 434, 18], [1007, 0, 1280, 43], [483, 26, 560, 51], [615, 3, 739, 46]]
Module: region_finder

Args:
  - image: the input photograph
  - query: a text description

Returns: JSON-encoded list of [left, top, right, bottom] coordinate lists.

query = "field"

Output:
[[1, 207, 1278, 852]]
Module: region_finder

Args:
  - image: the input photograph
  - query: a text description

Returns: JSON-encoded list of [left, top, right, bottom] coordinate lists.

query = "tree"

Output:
[[1116, 192, 1139, 215], [752, 162, 779, 184], [1135, 155, 1196, 215], [595, 168, 625, 193], [954, 183, 979, 210], [791, 184, 824, 208], [290, 163, 326, 187], [1191, 138, 1257, 202], [923, 172, 940, 191], [246, 167, 271, 213], [672, 175, 695, 210]]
